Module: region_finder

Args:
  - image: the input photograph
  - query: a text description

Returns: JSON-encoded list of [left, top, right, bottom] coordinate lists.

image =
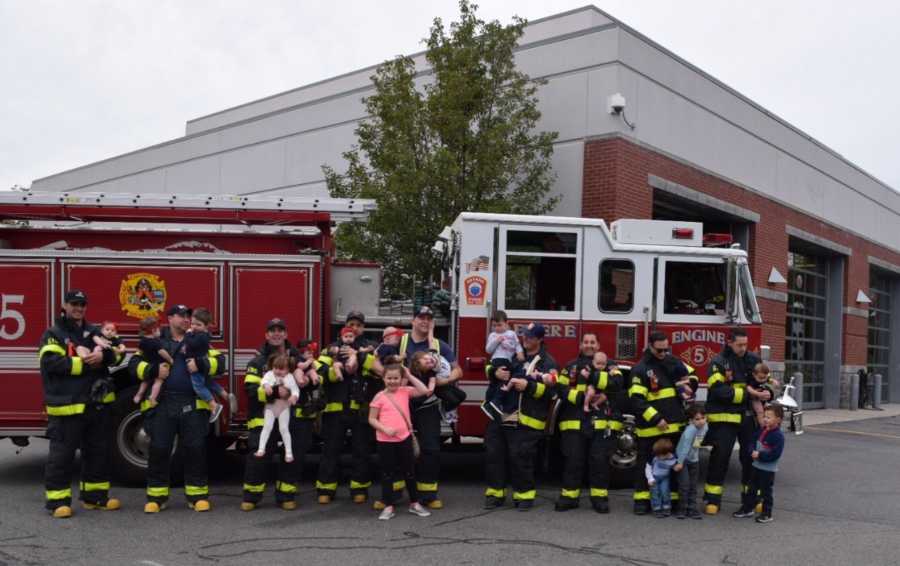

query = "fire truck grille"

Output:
[[616, 325, 637, 360]]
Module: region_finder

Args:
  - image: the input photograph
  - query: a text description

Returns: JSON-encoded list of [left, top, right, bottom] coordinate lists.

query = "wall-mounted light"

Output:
[[856, 289, 872, 304], [768, 267, 787, 285]]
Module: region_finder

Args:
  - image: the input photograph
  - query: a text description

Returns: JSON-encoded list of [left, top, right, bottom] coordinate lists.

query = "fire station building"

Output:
[[30, 6, 900, 408]]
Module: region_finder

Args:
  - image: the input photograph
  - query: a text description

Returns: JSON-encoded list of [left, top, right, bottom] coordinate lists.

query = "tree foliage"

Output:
[[324, 0, 558, 295]]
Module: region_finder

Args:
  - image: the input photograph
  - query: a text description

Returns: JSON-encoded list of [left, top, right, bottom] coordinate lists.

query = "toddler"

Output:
[[734, 404, 785, 523], [485, 311, 524, 363], [295, 339, 321, 387], [375, 326, 405, 363], [645, 437, 678, 517], [328, 326, 359, 381], [673, 404, 708, 519], [185, 307, 230, 423], [583, 352, 612, 412], [255, 354, 300, 462], [132, 317, 175, 406], [749, 363, 776, 427]]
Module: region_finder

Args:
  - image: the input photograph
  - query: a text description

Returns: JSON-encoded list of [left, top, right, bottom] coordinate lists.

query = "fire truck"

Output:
[[0, 192, 763, 482]]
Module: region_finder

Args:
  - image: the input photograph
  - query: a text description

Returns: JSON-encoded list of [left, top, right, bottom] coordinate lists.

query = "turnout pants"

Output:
[[704, 417, 755, 507], [316, 411, 372, 497], [412, 403, 442, 503], [243, 417, 314, 504], [587, 431, 617, 504], [558, 430, 590, 503], [146, 392, 209, 505], [633, 431, 681, 510], [44, 405, 113, 510], [484, 421, 542, 503]]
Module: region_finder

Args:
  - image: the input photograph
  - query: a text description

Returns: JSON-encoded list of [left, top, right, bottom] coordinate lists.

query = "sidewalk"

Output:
[[802, 403, 900, 427]]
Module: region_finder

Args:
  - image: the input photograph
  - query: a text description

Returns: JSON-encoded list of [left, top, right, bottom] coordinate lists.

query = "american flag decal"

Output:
[[465, 255, 489, 273]]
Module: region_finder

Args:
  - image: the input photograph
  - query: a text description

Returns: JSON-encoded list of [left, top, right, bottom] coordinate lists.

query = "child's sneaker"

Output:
[[209, 403, 223, 423], [687, 509, 704, 520], [408, 502, 431, 517], [733, 508, 755, 519], [378, 505, 395, 520], [755, 513, 773, 524]]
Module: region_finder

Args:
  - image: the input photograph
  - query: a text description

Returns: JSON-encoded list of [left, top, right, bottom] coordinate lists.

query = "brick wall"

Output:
[[582, 136, 900, 364]]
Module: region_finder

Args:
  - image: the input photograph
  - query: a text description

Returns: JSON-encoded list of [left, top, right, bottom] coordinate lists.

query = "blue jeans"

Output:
[[650, 474, 671, 511], [190, 373, 224, 402]]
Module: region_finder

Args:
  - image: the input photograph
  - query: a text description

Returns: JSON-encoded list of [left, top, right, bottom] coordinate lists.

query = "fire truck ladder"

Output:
[[0, 191, 376, 227]]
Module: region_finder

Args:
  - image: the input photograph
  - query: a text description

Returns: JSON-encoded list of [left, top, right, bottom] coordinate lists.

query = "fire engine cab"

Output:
[[441, 213, 763, 438]]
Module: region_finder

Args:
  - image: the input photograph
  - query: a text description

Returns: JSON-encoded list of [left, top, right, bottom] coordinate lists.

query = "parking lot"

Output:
[[1, 414, 900, 566]]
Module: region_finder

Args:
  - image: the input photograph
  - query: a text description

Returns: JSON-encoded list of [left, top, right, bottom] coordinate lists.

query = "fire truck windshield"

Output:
[[664, 261, 727, 315], [739, 261, 762, 323]]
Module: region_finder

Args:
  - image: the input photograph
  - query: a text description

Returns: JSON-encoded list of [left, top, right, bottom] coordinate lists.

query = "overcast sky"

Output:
[[2, 0, 899, 192]]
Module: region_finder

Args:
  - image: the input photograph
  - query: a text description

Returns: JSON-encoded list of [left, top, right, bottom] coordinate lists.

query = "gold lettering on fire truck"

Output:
[[119, 272, 167, 319], [513, 323, 576, 338]]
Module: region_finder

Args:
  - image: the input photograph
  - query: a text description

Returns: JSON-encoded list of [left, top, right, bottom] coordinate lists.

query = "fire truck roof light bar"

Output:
[[0, 191, 376, 226]]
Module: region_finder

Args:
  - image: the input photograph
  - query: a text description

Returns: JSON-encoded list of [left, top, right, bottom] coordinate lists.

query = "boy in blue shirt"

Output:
[[674, 404, 708, 519], [733, 404, 785, 523]]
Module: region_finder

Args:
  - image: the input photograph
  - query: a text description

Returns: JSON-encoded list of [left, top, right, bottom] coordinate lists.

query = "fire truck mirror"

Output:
[[725, 257, 738, 322]]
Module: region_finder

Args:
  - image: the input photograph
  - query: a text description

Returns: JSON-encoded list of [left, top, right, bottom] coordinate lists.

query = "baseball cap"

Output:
[[345, 310, 366, 324], [64, 289, 88, 305], [491, 358, 513, 370], [166, 304, 192, 317], [266, 318, 287, 331], [523, 322, 546, 339], [414, 305, 435, 319]]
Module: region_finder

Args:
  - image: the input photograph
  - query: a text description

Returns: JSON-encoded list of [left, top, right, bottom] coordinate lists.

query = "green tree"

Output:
[[323, 0, 558, 295]]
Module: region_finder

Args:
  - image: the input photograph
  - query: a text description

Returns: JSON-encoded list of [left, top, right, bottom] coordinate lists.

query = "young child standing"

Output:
[[674, 404, 708, 519], [645, 437, 678, 517], [734, 404, 785, 523], [185, 307, 231, 422], [368, 357, 434, 520], [133, 317, 175, 406], [255, 354, 301, 462]]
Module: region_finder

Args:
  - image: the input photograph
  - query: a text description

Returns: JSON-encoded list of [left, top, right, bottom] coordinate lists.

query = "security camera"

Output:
[[607, 93, 626, 115]]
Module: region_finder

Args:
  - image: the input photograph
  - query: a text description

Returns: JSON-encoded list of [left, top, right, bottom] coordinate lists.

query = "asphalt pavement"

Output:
[[2, 415, 900, 566]]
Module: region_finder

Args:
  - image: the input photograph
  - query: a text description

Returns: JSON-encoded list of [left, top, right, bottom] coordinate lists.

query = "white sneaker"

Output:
[[408, 502, 431, 517], [378, 506, 395, 520], [209, 403, 223, 423], [228, 393, 238, 414]]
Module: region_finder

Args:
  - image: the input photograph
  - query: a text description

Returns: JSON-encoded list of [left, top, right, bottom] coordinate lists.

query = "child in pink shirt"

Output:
[[368, 356, 434, 520]]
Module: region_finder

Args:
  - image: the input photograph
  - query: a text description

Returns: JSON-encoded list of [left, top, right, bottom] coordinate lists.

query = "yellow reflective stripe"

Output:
[[140, 399, 154, 413], [46, 488, 72, 500], [533, 382, 546, 399], [324, 402, 344, 413], [485, 487, 505, 498], [294, 407, 316, 419], [316, 481, 337, 491], [362, 354, 376, 376], [46, 404, 85, 416], [350, 480, 372, 489], [185, 485, 208, 496], [207, 357, 219, 376], [560, 488, 580, 498], [246, 366, 260, 376], [416, 482, 437, 492], [136, 361, 149, 381], [244, 374, 262, 384], [590, 488, 609, 497], [670, 492, 680, 500], [704, 483, 724, 495], [567, 389, 580, 405], [633, 491, 650, 501], [276, 481, 298, 494], [39, 343, 67, 358], [70, 357, 84, 376], [642, 407, 658, 422], [513, 490, 535, 501], [80, 481, 110, 491], [257, 386, 267, 403], [683, 363, 695, 374], [598, 371, 608, 391], [195, 399, 210, 411], [593, 420, 624, 431], [647, 387, 676, 401], [629, 384, 649, 397], [393, 480, 405, 491], [317, 355, 333, 365], [708, 373, 725, 386], [243, 483, 265, 493], [707, 413, 742, 424], [732, 385, 745, 404], [557, 374, 570, 386], [519, 414, 545, 431], [399, 334, 408, 358], [147, 486, 170, 497], [247, 417, 265, 429], [350, 400, 361, 410], [635, 422, 683, 437], [559, 420, 581, 431], [101, 391, 116, 404]]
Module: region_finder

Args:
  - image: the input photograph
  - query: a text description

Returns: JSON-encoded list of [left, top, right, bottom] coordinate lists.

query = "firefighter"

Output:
[[554, 333, 598, 511], [315, 330, 381, 505], [483, 322, 557, 511], [628, 330, 692, 515], [585, 353, 625, 513], [397, 305, 463, 510], [241, 318, 321, 511], [129, 304, 226, 513], [703, 327, 768, 515], [39, 289, 123, 518]]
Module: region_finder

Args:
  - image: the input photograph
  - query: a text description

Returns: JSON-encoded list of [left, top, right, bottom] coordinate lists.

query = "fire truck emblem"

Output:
[[680, 345, 714, 368], [119, 272, 167, 319], [464, 275, 487, 305]]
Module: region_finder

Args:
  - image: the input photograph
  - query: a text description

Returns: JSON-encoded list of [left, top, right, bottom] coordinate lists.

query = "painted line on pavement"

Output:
[[806, 426, 900, 440]]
